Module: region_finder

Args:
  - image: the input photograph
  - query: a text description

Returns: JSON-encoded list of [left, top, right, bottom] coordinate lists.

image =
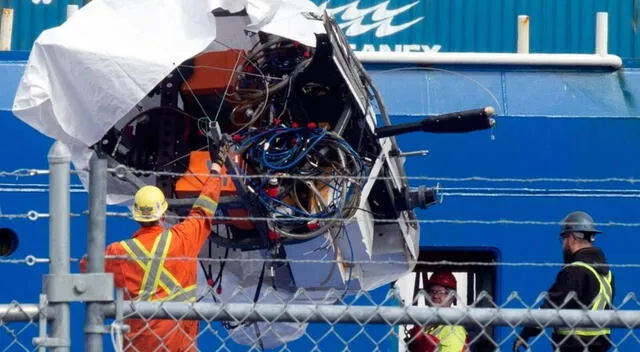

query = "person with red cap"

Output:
[[405, 271, 469, 352]]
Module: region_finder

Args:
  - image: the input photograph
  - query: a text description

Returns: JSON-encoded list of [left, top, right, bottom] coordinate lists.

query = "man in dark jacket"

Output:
[[513, 211, 614, 352]]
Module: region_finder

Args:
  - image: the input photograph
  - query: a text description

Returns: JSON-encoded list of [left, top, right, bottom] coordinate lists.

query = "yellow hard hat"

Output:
[[131, 185, 168, 222]]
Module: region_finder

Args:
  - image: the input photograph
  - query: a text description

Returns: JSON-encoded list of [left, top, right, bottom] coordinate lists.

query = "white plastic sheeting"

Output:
[[11, 0, 325, 176], [196, 248, 312, 349], [245, 0, 325, 47], [13, 0, 218, 148]]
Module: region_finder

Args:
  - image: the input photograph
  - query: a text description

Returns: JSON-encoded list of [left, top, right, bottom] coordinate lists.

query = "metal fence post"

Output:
[[85, 151, 107, 352], [48, 141, 71, 352], [0, 8, 13, 51]]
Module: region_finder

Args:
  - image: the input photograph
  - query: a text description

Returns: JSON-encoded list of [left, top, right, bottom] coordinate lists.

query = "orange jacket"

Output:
[[85, 175, 221, 351]]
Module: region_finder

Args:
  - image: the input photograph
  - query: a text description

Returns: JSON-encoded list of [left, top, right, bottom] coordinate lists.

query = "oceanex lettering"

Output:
[[349, 44, 441, 52], [318, 0, 441, 52]]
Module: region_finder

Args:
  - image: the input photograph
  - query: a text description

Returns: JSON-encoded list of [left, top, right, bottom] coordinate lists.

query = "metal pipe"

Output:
[[37, 295, 48, 352], [355, 52, 623, 69], [596, 12, 609, 56], [0, 304, 43, 322], [0, 8, 14, 51], [102, 302, 640, 328], [397, 150, 429, 158], [86, 152, 107, 274], [48, 141, 72, 352], [84, 152, 107, 352], [517, 15, 530, 54]]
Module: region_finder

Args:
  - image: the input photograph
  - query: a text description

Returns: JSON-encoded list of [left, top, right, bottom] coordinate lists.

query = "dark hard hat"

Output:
[[560, 211, 601, 235]]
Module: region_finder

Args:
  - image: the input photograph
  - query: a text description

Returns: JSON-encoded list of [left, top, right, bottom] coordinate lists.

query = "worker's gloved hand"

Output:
[[79, 254, 88, 273], [207, 121, 231, 169], [210, 142, 230, 171], [513, 335, 530, 351]]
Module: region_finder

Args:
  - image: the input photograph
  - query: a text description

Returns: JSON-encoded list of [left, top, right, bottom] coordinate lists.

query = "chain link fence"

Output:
[[0, 301, 40, 352], [1, 278, 640, 351], [1, 147, 640, 352], [94, 282, 640, 352]]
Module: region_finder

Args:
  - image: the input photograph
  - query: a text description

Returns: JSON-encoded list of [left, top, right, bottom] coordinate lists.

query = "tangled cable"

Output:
[[230, 38, 311, 104], [236, 126, 365, 240]]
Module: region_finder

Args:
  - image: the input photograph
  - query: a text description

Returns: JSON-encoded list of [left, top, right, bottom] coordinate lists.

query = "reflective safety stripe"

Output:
[[122, 232, 183, 296], [119, 230, 194, 302], [193, 194, 218, 215], [556, 261, 613, 337], [427, 325, 445, 337], [161, 285, 197, 302], [139, 231, 171, 300], [557, 328, 611, 337]]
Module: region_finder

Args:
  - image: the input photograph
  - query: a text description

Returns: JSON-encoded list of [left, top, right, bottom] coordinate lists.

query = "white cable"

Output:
[[373, 67, 640, 121], [107, 166, 640, 183], [0, 188, 86, 193], [442, 192, 640, 198], [0, 255, 49, 265], [100, 211, 640, 227], [213, 52, 243, 123], [6, 209, 639, 228], [441, 187, 640, 193], [101, 255, 640, 269], [0, 183, 84, 188], [10, 184, 640, 195], [110, 323, 124, 352], [502, 114, 640, 120], [396, 114, 640, 120], [0, 211, 84, 220], [180, 64, 285, 81], [0, 169, 49, 177], [374, 67, 503, 115], [428, 176, 640, 183]]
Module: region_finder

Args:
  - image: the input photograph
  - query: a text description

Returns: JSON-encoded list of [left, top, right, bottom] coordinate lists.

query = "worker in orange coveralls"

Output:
[[82, 144, 228, 351], [405, 271, 469, 352]]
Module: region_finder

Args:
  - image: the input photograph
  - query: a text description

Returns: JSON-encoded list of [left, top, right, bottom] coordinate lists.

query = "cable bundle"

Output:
[[236, 127, 365, 240], [232, 38, 311, 103], [224, 39, 312, 134]]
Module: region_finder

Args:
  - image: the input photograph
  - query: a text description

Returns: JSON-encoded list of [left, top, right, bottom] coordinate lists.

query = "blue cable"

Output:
[[236, 126, 365, 234], [261, 129, 327, 170]]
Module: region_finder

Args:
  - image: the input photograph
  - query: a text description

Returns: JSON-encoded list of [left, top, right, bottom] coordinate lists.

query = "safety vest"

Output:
[[555, 261, 612, 337], [119, 229, 197, 302], [418, 325, 468, 352]]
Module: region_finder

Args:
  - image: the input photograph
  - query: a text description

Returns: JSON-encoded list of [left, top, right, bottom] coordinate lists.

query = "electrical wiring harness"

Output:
[[235, 126, 365, 240]]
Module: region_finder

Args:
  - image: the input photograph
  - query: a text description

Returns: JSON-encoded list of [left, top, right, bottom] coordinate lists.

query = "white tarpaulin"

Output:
[[12, 0, 325, 170], [13, 0, 219, 148], [196, 247, 312, 349]]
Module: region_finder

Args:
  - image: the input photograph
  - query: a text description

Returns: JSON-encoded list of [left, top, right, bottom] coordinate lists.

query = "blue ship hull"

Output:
[[1, 51, 640, 350]]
